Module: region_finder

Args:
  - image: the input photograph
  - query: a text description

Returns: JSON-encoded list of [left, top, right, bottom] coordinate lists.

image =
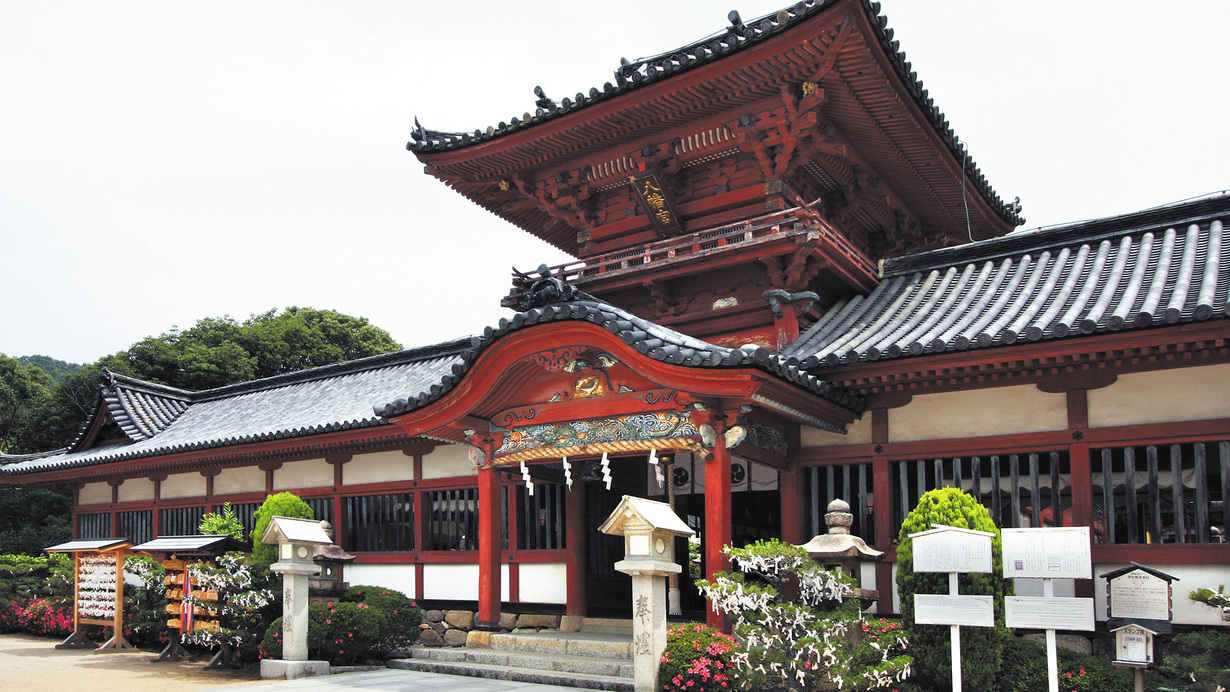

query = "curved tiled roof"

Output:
[[784, 195, 1230, 367], [0, 340, 471, 476], [98, 371, 191, 443], [407, 0, 1020, 226], [375, 298, 860, 419]]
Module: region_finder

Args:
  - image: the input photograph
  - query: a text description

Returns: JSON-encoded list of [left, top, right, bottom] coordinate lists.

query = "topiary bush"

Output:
[[658, 623, 743, 692], [340, 584, 421, 654], [896, 488, 1013, 691], [250, 492, 314, 567], [260, 600, 385, 665]]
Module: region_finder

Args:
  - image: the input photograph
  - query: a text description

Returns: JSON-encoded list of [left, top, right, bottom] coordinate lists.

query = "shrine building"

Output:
[[3, 0, 1228, 628]]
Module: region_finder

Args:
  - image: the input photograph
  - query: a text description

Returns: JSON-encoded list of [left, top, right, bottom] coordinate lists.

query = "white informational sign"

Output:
[[1109, 571, 1171, 620], [913, 594, 996, 627], [911, 526, 994, 574], [1005, 596, 1095, 631], [1001, 527, 1091, 579]]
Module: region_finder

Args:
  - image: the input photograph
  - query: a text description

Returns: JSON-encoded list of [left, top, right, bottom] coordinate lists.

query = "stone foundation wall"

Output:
[[417, 609, 563, 647]]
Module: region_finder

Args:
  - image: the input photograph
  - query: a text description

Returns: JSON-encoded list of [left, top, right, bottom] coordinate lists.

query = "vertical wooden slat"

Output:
[[991, 455, 1002, 527], [1029, 453, 1041, 528], [972, 456, 982, 505], [1010, 454, 1021, 528], [858, 463, 869, 539], [916, 459, 926, 498], [1125, 448, 1139, 544], [809, 467, 820, 537], [842, 465, 851, 512], [522, 486, 533, 550], [1188, 443, 1207, 544], [898, 462, 910, 534], [1222, 442, 1230, 540], [826, 465, 836, 508], [1050, 452, 1063, 526], [1147, 446, 1162, 543], [954, 457, 964, 491], [934, 458, 945, 488], [1171, 445, 1187, 544], [1102, 449, 1116, 543]]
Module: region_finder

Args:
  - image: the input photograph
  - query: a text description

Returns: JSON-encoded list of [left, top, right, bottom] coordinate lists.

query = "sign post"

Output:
[[1101, 563, 1178, 692], [909, 525, 996, 692], [1002, 527, 1095, 692]]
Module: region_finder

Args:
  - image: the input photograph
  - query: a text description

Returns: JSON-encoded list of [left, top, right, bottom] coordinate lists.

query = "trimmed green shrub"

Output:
[[658, 623, 743, 692], [250, 492, 314, 567], [340, 584, 422, 654], [260, 601, 385, 665], [0, 552, 73, 603], [996, 637, 1132, 692], [896, 488, 1013, 691]]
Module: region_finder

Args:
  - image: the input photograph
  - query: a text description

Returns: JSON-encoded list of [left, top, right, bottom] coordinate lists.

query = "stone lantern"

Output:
[[259, 516, 334, 680], [599, 495, 694, 692], [797, 499, 883, 605]]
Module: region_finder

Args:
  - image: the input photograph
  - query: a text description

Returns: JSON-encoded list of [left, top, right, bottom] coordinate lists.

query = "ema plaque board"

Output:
[[1002, 527, 1091, 579], [910, 526, 994, 574], [1005, 596, 1095, 631], [1109, 570, 1171, 620], [913, 594, 995, 627]]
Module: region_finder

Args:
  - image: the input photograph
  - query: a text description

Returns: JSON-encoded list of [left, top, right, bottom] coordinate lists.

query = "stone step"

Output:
[[578, 617, 633, 634], [389, 657, 634, 691], [411, 644, 634, 678], [486, 631, 632, 659]]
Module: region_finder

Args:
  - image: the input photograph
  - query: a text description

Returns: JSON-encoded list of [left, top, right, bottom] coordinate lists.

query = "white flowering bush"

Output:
[[697, 539, 911, 691], [179, 551, 275, 654]]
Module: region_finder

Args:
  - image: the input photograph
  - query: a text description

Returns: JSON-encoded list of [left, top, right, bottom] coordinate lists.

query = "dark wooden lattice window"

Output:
[[424, 488, 479, 551], [158, 506, 205, 537], [516, 483, 567, 550], [305, 497, 334, 527], [345, 493, 413, 552], [1094, 442, 1227, 545], [891, 452, 1071, 540], [118, 509, 154, 545], [78, 512, 111, 540], [804, 463, 875, 543]]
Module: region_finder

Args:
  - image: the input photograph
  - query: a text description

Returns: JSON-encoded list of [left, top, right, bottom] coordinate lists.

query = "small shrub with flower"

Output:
[[697, 539, 911, 691], [340, 584, 421, 655], [10, 598, 75, 637], [179, 550, 276, 661], [658, 624, 743, 692], [260, 600, 384, 665]]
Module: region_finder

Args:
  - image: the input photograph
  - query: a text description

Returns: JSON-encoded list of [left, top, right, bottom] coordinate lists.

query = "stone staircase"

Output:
[[388, 618, 634, 691]]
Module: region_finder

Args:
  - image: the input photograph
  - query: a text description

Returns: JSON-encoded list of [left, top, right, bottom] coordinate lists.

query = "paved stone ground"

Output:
[[1, 634, 603, 691]]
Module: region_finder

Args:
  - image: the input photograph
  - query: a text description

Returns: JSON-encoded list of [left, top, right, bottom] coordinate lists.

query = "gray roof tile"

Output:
[[784, 195, 1230, 367]]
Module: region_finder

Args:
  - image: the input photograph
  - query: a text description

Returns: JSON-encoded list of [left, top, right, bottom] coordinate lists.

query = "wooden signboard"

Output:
[[1108, 569, 1171, 621], [45, 539, 135, 652]]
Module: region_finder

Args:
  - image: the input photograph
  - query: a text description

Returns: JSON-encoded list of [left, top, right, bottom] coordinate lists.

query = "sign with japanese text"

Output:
[[1002, 527, 1091, 579], [1005, 596, 1095, 631], [630, 172, 683, 236]]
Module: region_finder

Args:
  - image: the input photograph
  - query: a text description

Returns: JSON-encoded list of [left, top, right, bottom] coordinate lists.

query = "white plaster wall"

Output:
[[116, 477, 155, 503], [421, 444, 477, 480], [273, 458, 332, 490], [343, 450, 414, 486], [160, 472, 206, 499], [516, 563, 568, 604], [78, 482, 110, 505], [215, 465, 265, 495], [421, 563, 510, 601], [800, 414, 872, 447], [344, 564, 416, 596], [1088, 364, 1230, 428], [889, 386, 1067, 442], [1094, 563, 1230, 626]]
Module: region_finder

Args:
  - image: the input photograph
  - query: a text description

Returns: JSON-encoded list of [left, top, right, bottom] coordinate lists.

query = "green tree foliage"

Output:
[[0, 353, 57, 453], [896, 488, 1013, 692], [18, 355, 82, 382], [199, 503, 248, 544], [0, 485, 72, 555], [9, 306, 402, 453], [251, 492, 315, 567]]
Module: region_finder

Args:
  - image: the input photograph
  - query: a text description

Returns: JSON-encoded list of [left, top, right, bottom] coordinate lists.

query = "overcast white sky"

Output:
[[2, 1, 1226, 365]]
